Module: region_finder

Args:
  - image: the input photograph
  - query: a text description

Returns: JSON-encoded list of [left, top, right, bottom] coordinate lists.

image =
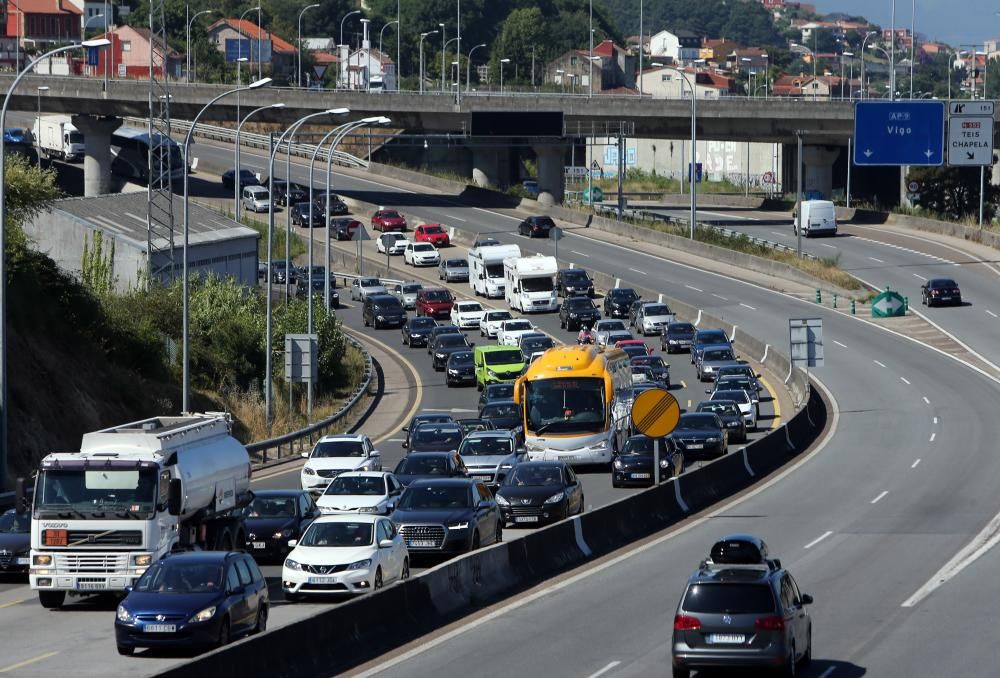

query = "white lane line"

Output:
[[923, 396, 931, 405], [912, 459, 921, 469], [988, 310, 998, 318], [868, 256, 885, 263], [585, 661, 622, 678], [833, 340, 848, 348], [871, 490, 889, 504], [818, 668, 837, 678], [771, 231, 785, 237], [900, 376, 911, 385], [933, 417, 938, 425], [685, 284, 703, 292], [570, 250, 591, 258], [447, 214, 468, 222], [819, 243, 838, 249], [929, 432, 936, 442], [712, 294, 728, 301], [804, 530, 833, 549], [873, 359, 887, 368], [386, 438, 405, 443], [913, 273, 928, 281], [740, 303, 757, 310], [629, 267, 647, 275]]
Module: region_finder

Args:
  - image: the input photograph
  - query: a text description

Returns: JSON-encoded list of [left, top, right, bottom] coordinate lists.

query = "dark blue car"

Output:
[[115, 551, 268, 656]]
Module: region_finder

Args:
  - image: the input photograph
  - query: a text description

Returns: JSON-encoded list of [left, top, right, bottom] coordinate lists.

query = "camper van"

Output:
[[793, 200, 838, 237], [468, 243, 521, 298], [504, 255, 559, 313]]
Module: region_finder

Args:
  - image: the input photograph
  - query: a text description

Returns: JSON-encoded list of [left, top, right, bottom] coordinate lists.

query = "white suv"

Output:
[[300, 434, 381, 494]]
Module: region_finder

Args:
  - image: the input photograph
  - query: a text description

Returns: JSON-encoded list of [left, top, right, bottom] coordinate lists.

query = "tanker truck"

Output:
[[28, 414, 252, 609]]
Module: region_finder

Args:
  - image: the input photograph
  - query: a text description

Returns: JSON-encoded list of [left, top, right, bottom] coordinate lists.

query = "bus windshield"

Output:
[[524, 377, 606, 435]]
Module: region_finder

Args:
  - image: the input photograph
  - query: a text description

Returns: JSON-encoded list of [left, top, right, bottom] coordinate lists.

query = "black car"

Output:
[[695, 400, 747, 443], [604, 287, 639, 318], [496, 461, 585, 527], [518, 215, 556, 238], [479, 400, 524, 444], [559, 296, 602, 331], [407, 422, 465, 454], [363, 293, 407, 329], [630, 355, 671, 387], [670, 413, 727, 459], [271, 180, 308, 207], [243, 490, 319, 561], [0, 509, 30, 574], [612, 435, 684, 487], [392, 452, 468, 487], [332, 217, 363, 240], [519, 334, 555, 362], [431, 333, 474, 370], [556, 268, 595, 297], [456, 418, 496, 435], [314, 192, 349, 217], [691, 328, 732, 364], [390, 478, 502, 554], [662, 321, 696, 353], [290, 201, 324, 227], [402, 316, 438, 347], [402, 412, 456, 448], [921, 277, 962, 307], [446, 350, 476, 387], [426, 324, 463, 354], [222, 168, 259, 190], [478, 382, 515, 410], [295, 266, 332, 299]]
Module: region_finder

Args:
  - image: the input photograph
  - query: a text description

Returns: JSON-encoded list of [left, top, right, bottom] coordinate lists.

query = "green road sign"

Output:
[[872, 290, 906, 318], [583, 187, 604, 204]]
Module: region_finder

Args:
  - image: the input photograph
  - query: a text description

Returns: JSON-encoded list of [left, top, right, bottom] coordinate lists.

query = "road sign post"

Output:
[[947, 101, 994, 167], [550, 226, 563, 263], [630, 388, 680, 485], [853, 101, 945, 166], [871, 289, 906, 318], [788, 318, 824, 369]]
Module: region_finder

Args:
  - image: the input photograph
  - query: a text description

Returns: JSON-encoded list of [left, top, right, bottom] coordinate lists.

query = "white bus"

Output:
[[503, 254, 558, 313], [468, 243, 520, 298], [110, 127, 185, 184]]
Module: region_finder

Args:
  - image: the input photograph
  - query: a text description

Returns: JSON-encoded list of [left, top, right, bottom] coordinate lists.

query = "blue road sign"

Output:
[[853, 101, 945, 166]]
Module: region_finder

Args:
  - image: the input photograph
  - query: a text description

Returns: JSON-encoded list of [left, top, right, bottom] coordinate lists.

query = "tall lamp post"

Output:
[[35, 86, 48, 169], [340, 10, 359, 52], [0, 38, 112, 490], [297, 3, 319, 88], [653, 62, 697, 238], [500, 58, 510, 94], [419, 30, 437, 93], [235, 102, 285, 222], [379, 20, 399, 86], [186, 7, 215, 84], [860, 31, 877, 99], [182, 77, 273, 414], [466, 42, 486, 91], [239, 6, 262, 79], [741, 56, 751, 95], [439, 23, 446, 92], [235, 56, 249, 172], [762, 53, 769, 98], [842, 52, 854, 100]]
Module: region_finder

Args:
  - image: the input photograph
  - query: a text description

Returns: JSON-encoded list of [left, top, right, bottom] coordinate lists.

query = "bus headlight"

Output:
[[592, 439, 609, 450]]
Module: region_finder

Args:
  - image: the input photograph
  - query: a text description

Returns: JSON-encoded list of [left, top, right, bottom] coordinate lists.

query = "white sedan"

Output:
[[496, 319, 538, 346], [404, 242, 441, 267], [376, 234, 411, 255], [282, 514, 409, 600], [450, 300, 487, 329], [316, 471, 404, 515], [480, 309, 514, 338]]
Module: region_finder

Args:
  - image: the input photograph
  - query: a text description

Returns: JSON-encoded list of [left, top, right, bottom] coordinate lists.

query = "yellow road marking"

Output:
[[0, 651, 59, 673], [0, 599, 24, 609], [680, 380, 687, 389], [758, 375, 782, 429]]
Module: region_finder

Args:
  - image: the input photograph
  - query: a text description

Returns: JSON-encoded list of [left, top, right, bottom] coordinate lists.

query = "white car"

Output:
[[350, 277, 387, 301], [496, 319, 538, 346], [710, 389, 757, 431], [594, 319, 628, 346], [514, 331, 547, 348], [636, 303, 676, 336], [377, 233, 411, 255], [389, 281, 422, 309], [450, 300, 486, 329], [404, 242, 441, 267], [316, 471, 405, 515], [300, 434, 382, 494], [480, 309, 514, 338], [282, 514, 409, 599]]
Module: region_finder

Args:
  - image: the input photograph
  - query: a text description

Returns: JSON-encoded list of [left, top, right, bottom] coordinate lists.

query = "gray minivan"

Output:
[[362, 293, 407, 329]]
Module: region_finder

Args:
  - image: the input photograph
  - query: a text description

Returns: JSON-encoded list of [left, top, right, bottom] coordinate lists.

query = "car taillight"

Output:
[[532, 225, 539, 231], [754, 616, 785, 631], [674, 614, 702, 630], [931, 289, 940, 294]]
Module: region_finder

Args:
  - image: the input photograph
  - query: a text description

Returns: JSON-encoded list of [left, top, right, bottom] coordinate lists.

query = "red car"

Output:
[[615, 339, 655, 356], [414, 223, 450, 247], [415, 287, 455, 319], [372, 208, 408, 232]]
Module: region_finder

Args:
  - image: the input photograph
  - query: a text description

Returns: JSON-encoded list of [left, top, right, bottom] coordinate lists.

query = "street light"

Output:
[[182, 77, 272, 413], [740, 56, 751, 95], [379, 20, 399, 88], [340, 9, 360, 50], [34, 86, 48, 168], [239, 6, 262, 79], [360, 18, 371, 91], [419, 30, 437, 94], [186, 7, 215, 84], [791, 42, 817, 78], [439, 23, 446, 92], [0, 39, 111, 489], [500, 58, 510, 94], [467, 43, 486, 91], [235, 103, 285, 222], [860, 31, 877, 100], [443, 37, 458, 89], [297, 3, 319, 88], [761, 53, 769, 98], [556, 69, 565, 93]]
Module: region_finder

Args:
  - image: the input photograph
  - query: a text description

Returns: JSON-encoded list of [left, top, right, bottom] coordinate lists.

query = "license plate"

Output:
[[77, 581, 106, 591], [707, 633, 746, 644], [307, 576, 336, 584], [15, 557, 28, 565], [146, 624, 177, 633], [940, 296, 951, 301], [686, 443, 704, 449], [473, 475, 493, 480], [252, 542, 266, 549], [630, 473, 651, 479], [408, 540, 437, 548], [515, 516, 540, 522]]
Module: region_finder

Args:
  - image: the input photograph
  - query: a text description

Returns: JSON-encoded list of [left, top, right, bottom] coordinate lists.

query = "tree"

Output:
[[488, 8, 546, 85], [908, 164, 999, 222]]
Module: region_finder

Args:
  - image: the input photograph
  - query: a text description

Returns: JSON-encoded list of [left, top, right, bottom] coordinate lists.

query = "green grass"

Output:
[[208, 207, 307, 260]]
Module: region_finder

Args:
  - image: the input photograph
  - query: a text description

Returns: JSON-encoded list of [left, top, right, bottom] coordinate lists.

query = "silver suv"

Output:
[[671, 535, 813, 678]]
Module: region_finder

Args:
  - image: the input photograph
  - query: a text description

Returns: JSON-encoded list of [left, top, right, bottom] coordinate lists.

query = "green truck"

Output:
[[474, 345, 527, 390]]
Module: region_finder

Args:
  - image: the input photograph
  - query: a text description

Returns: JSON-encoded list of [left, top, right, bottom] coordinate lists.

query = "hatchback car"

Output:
[[921, 277, 962, 307], [115, 551, 268, 655], [402, 316, 438, 347], [559, 296, 601, 331], [376, 231, 410, 254], [480, 309, 515, 338], [594, 319, 629, 346], [636, 303, 675, 336], [222, 168, 259, 190], [612, 434, 684, 487], [372, 208, 407, 232], [316, 471, 404, 515], [431, 333, 475, 371], [671, 413, 727, 459], [290, 201, 323, 227], [243, 490, 319, 562], [406, 422, 466, 453], [662, 322, 696, 353], [629, 355, 671, 388], [404, 242, 441, 267], [495, 461, 584, 526], [0, 509, 30, 574], [401, 412, 456, 448], [446, 350, 476, 387], [456, 418, 496, 436], [556, 268, 595, 297], [458, 430, 521, 489], [241, 185, 270, 213], [518, 215, 556, 238], [604, 287, 639, 318], [451, 300, 487, 329], [414, 223, 450, 247], [439, 258, 470, 282], [478, 400, 524, 444], [350, 277, 387, 301], [333, 217, 363, 241], [390, 478, 502, 554], [389, 281, 423, 310], [425, 325, 463, 354], [478, 382, 515, 410], [696, 346, 739, 382], [695, 400, 748, 443], [300, 434, 382, 494], [710, 389, 757, 431], [314, 192, 349, 217], [393, 451, 468, 486], [270, 180, 307, 207], [692, 329, 732, 364]]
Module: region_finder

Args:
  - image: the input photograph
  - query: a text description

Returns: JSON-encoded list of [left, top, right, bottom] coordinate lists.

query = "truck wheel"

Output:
[[39, 591, 66, 609]]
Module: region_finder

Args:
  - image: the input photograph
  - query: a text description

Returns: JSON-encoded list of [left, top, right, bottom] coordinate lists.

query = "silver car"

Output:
[[439, 258, 470, 282], [696, 346, 738, 382], [458, 430, 521, 489], [636, 303, 676, 336], [390, 281, 422, 309], [350, 276, 387, 301], [594, 319, 628, 346]]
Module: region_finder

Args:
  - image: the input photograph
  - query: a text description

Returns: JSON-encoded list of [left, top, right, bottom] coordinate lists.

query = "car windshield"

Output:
[[423, 225, 444, 234], [394, 456, 452, 475], [632, 356, 666, 369], [621, 346, 647, 358], [459, 437, 513, 456], [525, 377, 605, 435], [359, 278, 381, 287], [457, 302, 483, 312], [676, 415, 719, 431], [930, 279, 957, 288], [622, 437, 666, 455], [449, 351, 475, 366], [0, 511, 29, 533], [414, 243, 435, 252], [447, 259, 467, 268], [436, 335, 467, 348], [324, 476, 386, 496], [487, 311, 513, 322], [402, 284, 422, 293], [597, 320, 627, 332], [397, 485, 471, 509], [534, 217, 556, 228], [412, 426, 463, 448], [373, 299, 402, 311], [696, 331, 728, 345], [644, 305, 671, 316], [521, 338, 553, 352], [481, 403, 521, 419], [683, 583, 776, 614], [610, 289, 638, 302], [703, 349, 735, 361], [718, 378, 752, 391], [300, 521, 374, 547], [485, 384, 515, 399], [486, 349, 524, 365], [505, 321, 532, 332], [506, 466, 562, 486], [717, 367, 753, 380], [565, 298, 595, 309], [424, 290, 451, 301], [380, 211, 401, 219], [134, 561, 224, 594], [35, 468, 159, 513], [669, 323, 695, 335], [522, 277, 554, 293], [562, 271, 589, 282], [714, 390, 750, 405], [244, 496, 297, 518], [409, 318, 437, 330], [698, 401, 740, 417], [311, 440, 365, 458]]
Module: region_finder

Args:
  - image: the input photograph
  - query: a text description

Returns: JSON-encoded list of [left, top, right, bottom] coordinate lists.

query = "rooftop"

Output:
[[208, 18, 295, 53]]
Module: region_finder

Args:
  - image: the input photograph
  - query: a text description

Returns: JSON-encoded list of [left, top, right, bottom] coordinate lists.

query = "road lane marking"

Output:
[[387, 438, 405, 443], [913, 273, 927, 281], [757, 375, 781, 430], [804, 531, 833, 549], [833, 340, 848, 348], [685, 284, 703, 292], [771, 231, 785, 237], [912, 459, 921, 468], [868, 257, 885, 263], [933, 417, 938, 425], [0, 599, 24, 609], [819, 243, 837, 249], [871, 490, 889, 504], [900, 377, 911, 384], [446, 214, 467, 222], [988, 310, 998, 318], [680, 380, 687, 388], [873, 360, 886, 368], [740, 303, 757, 310], [922, 396, 931, 405], [712, 294, 728, 301], [628, 267, 646, 275], [586, 661, 622, 678], [929, 432, 936, 442], [0, 652, 60, 674], [570, 250, 590, 258]]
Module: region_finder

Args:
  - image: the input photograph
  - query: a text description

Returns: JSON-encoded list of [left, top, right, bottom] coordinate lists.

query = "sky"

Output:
[[811, 0, 997, 47]]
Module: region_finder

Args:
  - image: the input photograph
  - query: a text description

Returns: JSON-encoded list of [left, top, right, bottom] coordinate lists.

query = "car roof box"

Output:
[[708, 535, 776, 567]]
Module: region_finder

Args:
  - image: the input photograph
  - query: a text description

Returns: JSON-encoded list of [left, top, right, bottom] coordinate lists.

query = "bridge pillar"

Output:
[[802, 145, 839, 200], [71, 115, 122, 197], [471, 147, 511, 189], [534, 145, 566, 206]]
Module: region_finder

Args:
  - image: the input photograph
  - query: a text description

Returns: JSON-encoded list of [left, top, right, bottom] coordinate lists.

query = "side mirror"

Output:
[[705, 389, 712, 394], [755, 373, 762, 379], [167, 478, 182, 516], [287, 539, 298, 548], [477, 500, 491, 509], [401, 426, 409, 433], [124, 585, 133, 594], [379, 538, 395, 549], [799, 593, 814, 606], [301, 452, 309, 459], [386, 501, 396, 512]]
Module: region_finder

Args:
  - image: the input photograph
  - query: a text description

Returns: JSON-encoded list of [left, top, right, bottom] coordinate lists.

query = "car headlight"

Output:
[[189, 606, 217, 623], [377, 315, 385, 321], [659, 458, 672, 468], [303, 467, 316, 476], [524, 440, 543, 452], [569, 313, 578, 318], [544, 492, 565, 504], [448, 368, 459, 375], [669, 339, 678, 344], [347, 558, 372, 571], [613, 458, 624, 469], [272, 528, 294, 540], [436, 352, 446, 359], [495, 494, 510, 506], [706, 437, 719, 443], [116, 604, 134, 623], [448, 522, 469, 530], [487, 369, 497, 377], [500, 463, 513, 470], [284, 558, 303, 571], [358, 506, 379, 513], [593, 439, 609, 450], [133, 554, 152, 567]]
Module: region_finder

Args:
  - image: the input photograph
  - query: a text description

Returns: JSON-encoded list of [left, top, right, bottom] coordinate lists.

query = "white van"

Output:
[[242, 185, 271, 213], [793, 200, 837, 237]]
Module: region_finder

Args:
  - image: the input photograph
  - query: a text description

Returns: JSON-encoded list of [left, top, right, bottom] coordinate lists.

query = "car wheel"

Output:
[[781, 642, 796, 677], [373, 567, 383, 590], [559, 317, 565, 329], [471, 530, 481, 551], [578, 495, 585, 514], [284, 592, 300, 603], [401, 557, 410, 580], [117, 645, 135, 656], [38, 591, 65, 609], [495, 520, 503, 544], [671, 667, 689, 678], [217, 618, 231, 648], [363, 316, 369, 327], [252, 606, 268, 635], [801, 628, 812, 667]]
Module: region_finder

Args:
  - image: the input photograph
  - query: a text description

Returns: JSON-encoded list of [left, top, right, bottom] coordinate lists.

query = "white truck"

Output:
[[469, 243, 520, 299], [33, 114, 84, 162], [504, 254, 559, 313], [29, 414, 252, 608]]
